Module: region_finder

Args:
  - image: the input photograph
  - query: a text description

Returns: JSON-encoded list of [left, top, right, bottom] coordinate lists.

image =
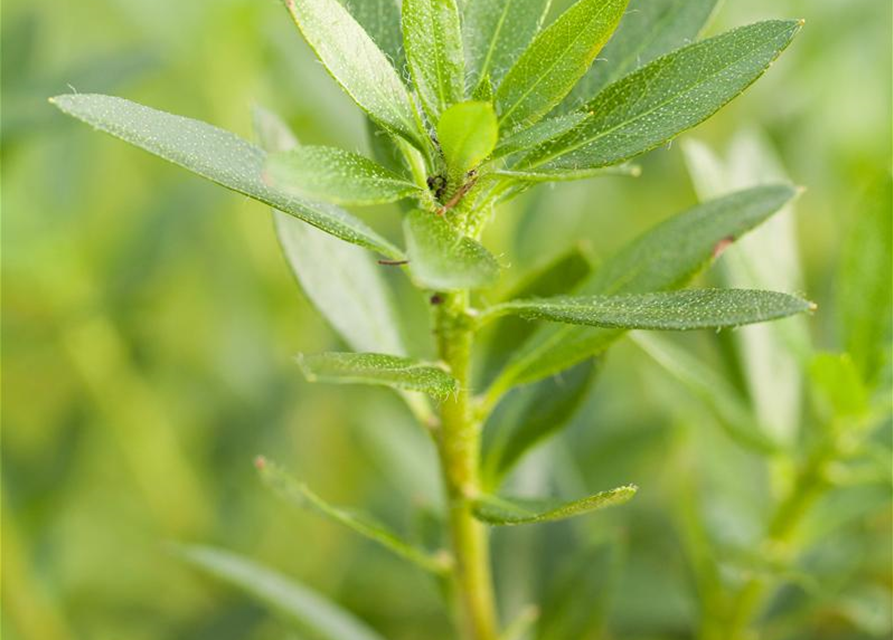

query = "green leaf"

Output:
[[177, 545, 387, 640], [297, 352, 458, 400], [464, 0, 552, 90], [256, 457, 449, 574], [266, 145, 422, 206], [472, 486, 637, 525], [484, 289, 813, 331], [341, 0, 404, 69], [254, 106, 407, 356], [494, 164, 640, 183], [488, 185, 799, 390], [631, 332, 782, 454], [495, 0, 629, 130], [493, 112, 586, 159], [283, 0, 426, 148], [437, 101, 499, 177], [404, 209, 500, 291], [809, 353, 870, 421], [482, 359, 599, 489], [50, 94, 403, 259], [838, 174, 892, 386], [561, 0, 721, 110], [520, 20, 803, 172], [403, 0, 466, 124]]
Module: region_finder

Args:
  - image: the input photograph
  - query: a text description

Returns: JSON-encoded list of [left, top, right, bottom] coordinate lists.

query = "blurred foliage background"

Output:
[[2, 0, 891, 639]]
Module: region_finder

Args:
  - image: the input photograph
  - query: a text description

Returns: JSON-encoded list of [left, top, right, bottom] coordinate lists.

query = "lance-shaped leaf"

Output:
[[257, 457, 449, 574], [488, 185, 799, 391], [494, 165, 640, 183], [464, 0, 552, 90], [51, 94, 403, 258], [404, 209, 500, 291], [495, 0, 629, 130], [562, 0, 721, 110], [403, 0, 465, 123], [472, 485, 637, 525], [631, 332, 782, 454], [520, 20, 803, 172], [266, 146, 422, 206], [297, 352, 458, 400], [283, 0, 426, 148], [437, 101, 499, 178], [493, 112, 586, 159], [482, 359, 599, 489], [484, 289, 813, 331], [177, 545, 387, 640]]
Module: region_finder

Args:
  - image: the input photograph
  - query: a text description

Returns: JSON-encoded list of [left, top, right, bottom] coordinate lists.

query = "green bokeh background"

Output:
[[2, 1, 891, 639]]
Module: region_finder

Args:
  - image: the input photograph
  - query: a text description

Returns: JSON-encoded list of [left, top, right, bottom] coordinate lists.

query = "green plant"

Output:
[[50, 0, 816, 638]]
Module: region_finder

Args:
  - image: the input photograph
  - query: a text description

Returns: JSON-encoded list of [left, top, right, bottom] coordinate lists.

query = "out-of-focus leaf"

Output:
[[437, 101, 499, 178], [177, 545, 387, 640], [50, 94, 403, 258], [297, 352, 458, 399], [254, 106, 407, 356], [495, 0, 629, 130], [257, 457, 449, 573], [472, 485, 637, 525], [404, 209, 500, 291], [341, 0, 404, 68], [283, 0, 426, 148], [493, 112, 586, 159], [266, 146, 422, 205], [464, 0, 552, 90], [403, 0, 465, 123], [489, 185, 798, 390], [562, 0, 721, 110], [484, 289, 813, 331], [535, 539, 623, 640], [631, 332, 782, 454], [683, 132, 809, 445], [482, 359, 599, 489], [838, 175, 892, 386], [809, 353, 870, 421], [518, 21, 802, 172]]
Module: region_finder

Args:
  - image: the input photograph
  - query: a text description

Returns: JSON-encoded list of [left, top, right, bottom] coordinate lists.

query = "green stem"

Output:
[[724, 443, 834, 639], [435, 291, 500, 640]]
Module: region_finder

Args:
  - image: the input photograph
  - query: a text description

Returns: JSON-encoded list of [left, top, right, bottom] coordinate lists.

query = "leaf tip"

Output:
[[254, 455, 268, 471]]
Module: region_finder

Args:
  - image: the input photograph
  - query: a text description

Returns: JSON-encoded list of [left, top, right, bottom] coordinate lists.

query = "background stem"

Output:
[[435, 291, 500, 640]]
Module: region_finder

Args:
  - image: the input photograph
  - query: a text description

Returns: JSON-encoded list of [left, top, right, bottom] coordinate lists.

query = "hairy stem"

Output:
[[435, 291, 500, 640]]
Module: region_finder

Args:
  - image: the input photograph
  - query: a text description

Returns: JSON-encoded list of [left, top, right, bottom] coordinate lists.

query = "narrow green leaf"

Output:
[[464, 0, 552, 89], [437, 101, 499, 177], [520, 20, 802, 172], [562, 0, 721, 110], [50, 94, 403, 258], [283, 0, 426, 148], [495, 0, 629, 130], [486, 289, 813, 331], [297, 352, 458, 400], [493, 112, 586, 158], [403, 0, 465, 123], [489, 185, 799, 389], [631, 332, 782, 454], [482, 359, 599, 489], [838, 175, 892, 386], [341, 0, 405, 69], [266, 146, 422, 205], [177, 545, 387, 640], [254, 106, 407, 356], [472, 486, 637, 525], [809, 353, 870, 421], [257, 457, 449, 574], [494, 164, 640, 183], [404, 209, 500, 291]]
